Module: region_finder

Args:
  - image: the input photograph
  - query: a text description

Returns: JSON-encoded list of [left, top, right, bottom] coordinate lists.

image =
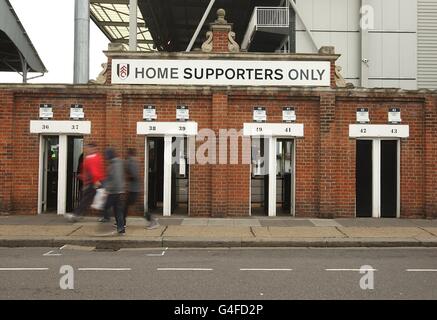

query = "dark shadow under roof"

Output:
[[0, 0, 46, 73]]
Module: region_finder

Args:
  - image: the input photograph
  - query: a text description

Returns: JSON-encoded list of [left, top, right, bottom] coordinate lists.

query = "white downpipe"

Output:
[[129, 0, 138, 51], [57, 135, 68, 215], [37, 136, 44, 214]]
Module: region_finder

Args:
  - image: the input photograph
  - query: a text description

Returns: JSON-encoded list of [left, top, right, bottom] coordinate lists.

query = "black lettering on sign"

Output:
[[391, 129, 398, 134], [149, 126, 156, 131], [71, 125, 79, 130], [179, 126, 186, 131], [42, 125, 49, 130], [360, 128, 367, 134], [256, 128, 263, 132], [285, 128, 292, 133]]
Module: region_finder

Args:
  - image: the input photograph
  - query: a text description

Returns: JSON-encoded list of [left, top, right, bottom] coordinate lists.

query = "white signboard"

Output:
[[30, 120, 91, 134], [253, 107, 266, 123], [243, 123, 304, 137], [356, 108, 370, 123], [176, 106, 189, 121], [283, 107, 296, 123], [137, 121, 198, 136], [388, 108, 401, 124], [143, 105, 157, 121], [112, 59, 331, 87], [349, 124, 409, 138], [39, 104, 53, 119], [70, 104, 85, 119]]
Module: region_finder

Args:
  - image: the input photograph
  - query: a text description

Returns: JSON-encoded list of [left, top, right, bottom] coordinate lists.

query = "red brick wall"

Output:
[[0, 86, 436, 218], [0, 90, 13, 212]]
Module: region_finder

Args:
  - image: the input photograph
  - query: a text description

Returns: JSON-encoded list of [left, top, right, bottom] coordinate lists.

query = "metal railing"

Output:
[[256, 7, 289, 28], [242, 7, 289, 50]]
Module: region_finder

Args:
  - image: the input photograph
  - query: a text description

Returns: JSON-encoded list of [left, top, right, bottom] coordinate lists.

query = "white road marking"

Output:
[[240, 268, 293, 271], [59, 245, 67, 250], [147, 247, 168, 257], [0, 268, 49, 271], [78, 268, 131, 271], [43, 250, 62, 257], [157, 268, 213, 271], [326, 268, 378, 272], [406, 269, 437, 272]]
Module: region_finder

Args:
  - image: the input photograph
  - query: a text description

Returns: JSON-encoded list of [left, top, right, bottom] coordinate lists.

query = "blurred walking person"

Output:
[[66, 143, 105, 222], [123, 148, 140, 228], [103, 148, 126, 235]]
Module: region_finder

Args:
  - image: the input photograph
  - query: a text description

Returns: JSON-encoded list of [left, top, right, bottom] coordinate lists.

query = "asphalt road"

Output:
[[0, 247, 436, 300]]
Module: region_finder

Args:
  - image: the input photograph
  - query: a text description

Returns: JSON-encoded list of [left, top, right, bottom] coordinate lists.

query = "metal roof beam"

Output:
[[90, 0, 129, 4]]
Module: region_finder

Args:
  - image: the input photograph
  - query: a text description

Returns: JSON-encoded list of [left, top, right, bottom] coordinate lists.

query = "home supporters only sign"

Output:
[[112, 59, 331, 87]]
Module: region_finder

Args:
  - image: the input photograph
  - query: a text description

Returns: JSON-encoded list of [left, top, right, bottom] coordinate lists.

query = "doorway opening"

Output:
[[66, 136, 84, 213], [356, 140, 373, 217], [171, 137, 189, 215], [381, 140, 398, 218], [41, 136, 59, 213], [355, 139, 399, 218], [147, 137, 164, 214], [276, 139, 294, 216], [251, 137, 269, 216]]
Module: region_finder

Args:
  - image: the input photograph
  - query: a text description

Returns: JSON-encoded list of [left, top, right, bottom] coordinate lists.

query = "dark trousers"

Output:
[[104, 193, 124, 232], [123, 192, 138, 226], [74, 186, 96, 216]]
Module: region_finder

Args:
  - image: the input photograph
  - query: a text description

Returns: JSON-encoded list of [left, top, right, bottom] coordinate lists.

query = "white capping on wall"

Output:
[[349, 124, 409, 138], [137, 121, 198, 136], [243, 123, 304, 137], [30, 120, 91, 134]]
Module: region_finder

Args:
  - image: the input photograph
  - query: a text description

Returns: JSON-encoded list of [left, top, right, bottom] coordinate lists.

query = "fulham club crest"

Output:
[[117, 63, 130, 80]]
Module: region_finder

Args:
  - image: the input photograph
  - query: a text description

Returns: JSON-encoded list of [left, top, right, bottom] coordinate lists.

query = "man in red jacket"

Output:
[[66, 143, 105, 222]]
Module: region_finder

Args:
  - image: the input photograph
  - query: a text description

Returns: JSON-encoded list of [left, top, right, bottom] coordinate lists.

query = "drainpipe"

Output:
[[73, 0, 90, 84]]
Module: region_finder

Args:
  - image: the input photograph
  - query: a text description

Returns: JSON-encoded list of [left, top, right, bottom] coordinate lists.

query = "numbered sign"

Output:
[[143, 105, 157, 121], [253, 107, 267, 123], [243, 123, 304, 137], [30, 120, 91, 134], [70, 104, 85, 120], [39, 104, 53, 119], [176, 105, 189, 122], [137, 121, 198, 136], [349, 124, 409, 138], [356, 108, 370, 123], [283, 107, 296, 123], [388, 108, 401, 124]]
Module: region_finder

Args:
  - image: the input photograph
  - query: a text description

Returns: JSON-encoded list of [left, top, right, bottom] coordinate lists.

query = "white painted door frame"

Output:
[[37, 135, 71, 215]]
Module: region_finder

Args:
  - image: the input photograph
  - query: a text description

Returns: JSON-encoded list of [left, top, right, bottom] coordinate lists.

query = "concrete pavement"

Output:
[[1, 215, 437, 249]]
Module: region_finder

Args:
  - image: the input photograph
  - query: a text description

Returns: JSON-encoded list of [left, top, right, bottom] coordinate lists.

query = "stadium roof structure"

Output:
[[0, 0, 47, 81], [90, 0, 283, 52], [90, 0, 155, 51]]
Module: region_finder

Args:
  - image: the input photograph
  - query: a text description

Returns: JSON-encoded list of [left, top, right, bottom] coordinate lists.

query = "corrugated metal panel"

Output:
[[418, 0, 437, 89]]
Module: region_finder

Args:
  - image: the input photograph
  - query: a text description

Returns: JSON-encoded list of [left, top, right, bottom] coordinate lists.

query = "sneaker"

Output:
[[117, 229, 126, 235], [146, 221, 159, 230], [98, 218, 110, 223]]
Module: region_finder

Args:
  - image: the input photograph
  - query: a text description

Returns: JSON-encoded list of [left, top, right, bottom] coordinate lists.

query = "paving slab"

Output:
[[69, 225, 164, 237], [181, 219, 208, 226], [259, 219, 313, 227], [162, 237, 242, 248], [0, 225, 79, 237], [157, 218, 183, 226], [422, 228, 437, 237], [164, 226, 253, 238], [335, 218, 416, 227], [310, 219, 342, 227], [252, 227, 345, 238], [338, 227, 432, 238]]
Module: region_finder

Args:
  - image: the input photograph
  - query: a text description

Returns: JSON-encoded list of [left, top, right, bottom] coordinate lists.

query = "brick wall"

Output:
[[0, 86, 435, 218]]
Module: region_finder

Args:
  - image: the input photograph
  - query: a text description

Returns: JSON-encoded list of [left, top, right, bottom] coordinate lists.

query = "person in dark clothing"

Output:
[[123, 148, 140, 228], [103, 148, 126, 235]]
